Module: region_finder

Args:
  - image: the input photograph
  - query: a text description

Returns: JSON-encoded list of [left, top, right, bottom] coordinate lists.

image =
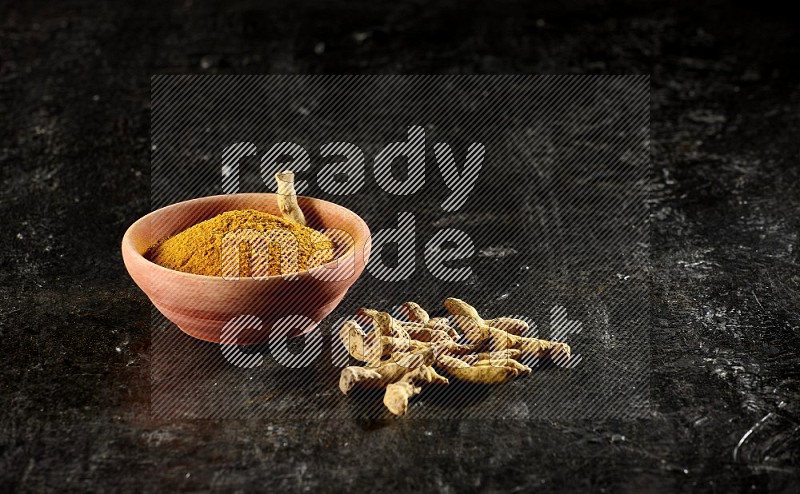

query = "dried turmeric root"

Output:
[[274, 170, 306, 226], [457, 349, 523, 365], [338, 298, 573, 416], [339, 363, 408, 394], [444, 297, 529, 336], [473, 358, 532, 376], [360, 308, 459, 341], [339, 320, 430, 366], [400, 301, 430, 324], [443, 298, 571, 359], [399, 301, 461, 337], [383, 380, 421, 416], [339, 361, 446, 393], [383, 365, 449, 415], [436, 354, 520, 384], [484, 327, 572, 359]]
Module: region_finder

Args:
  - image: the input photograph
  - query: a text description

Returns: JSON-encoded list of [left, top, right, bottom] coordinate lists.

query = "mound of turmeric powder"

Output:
[[148, 209, 334, 277]]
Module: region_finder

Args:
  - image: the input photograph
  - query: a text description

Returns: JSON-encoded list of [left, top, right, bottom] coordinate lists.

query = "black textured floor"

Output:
[[1, 0, 799, 492]]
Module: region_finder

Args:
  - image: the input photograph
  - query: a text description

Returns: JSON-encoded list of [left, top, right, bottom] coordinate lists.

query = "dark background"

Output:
[[149, 75, 649, 421], [1, 0, 799, 492]]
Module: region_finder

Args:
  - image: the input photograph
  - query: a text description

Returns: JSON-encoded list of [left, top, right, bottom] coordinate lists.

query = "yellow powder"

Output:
[[147, 209, 334, 277]]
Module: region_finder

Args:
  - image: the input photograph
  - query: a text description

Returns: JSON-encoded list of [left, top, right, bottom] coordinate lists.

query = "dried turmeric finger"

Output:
[[274, 170, 307, 226], [371, 310, 459, 342], [383, 380, 421, 416], [400, 302, 459, 339], [390, 366, 450, 415], [339, 363, 412, 394], [356, 308, 412, 340], [435, 354, 523, 383], [382, 365, 449, 416], [458, 349, 523, 365], [437, 361, 519, 385], [389, 349, 436, 370], [444, 297, 529, 336], [424, 317, 459, 340], [430, 338, 486, 357], [406, 326, 453, 343], [435, 354, 471, 369], [339, 320, 434, 366], [355, 307, 383, 328], [339, 367, 384, 394], [361, 307, 460, 340], [427, 316, 449, 326], [473, 358, 532, 376], [486, 328, 571, 359], [442, 298, 570, 360], [401, 301, 430, 323], [415, 365, 449, 386], [338, 320, 384, 365], [382, 335, 431, 355]]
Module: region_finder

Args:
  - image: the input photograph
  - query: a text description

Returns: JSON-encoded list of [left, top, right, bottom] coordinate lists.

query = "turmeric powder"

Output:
[[147, 208, 334, 277]]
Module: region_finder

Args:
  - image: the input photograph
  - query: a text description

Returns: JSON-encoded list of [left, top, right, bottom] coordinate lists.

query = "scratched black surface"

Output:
[[1, 0, 799, 492]]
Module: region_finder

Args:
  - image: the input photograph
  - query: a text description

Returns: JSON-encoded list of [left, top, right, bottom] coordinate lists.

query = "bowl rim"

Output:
[[121, 192, 371, 283]]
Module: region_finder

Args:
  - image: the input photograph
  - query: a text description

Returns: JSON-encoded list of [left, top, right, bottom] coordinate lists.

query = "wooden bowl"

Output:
[[121, 193, 371, 344]]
